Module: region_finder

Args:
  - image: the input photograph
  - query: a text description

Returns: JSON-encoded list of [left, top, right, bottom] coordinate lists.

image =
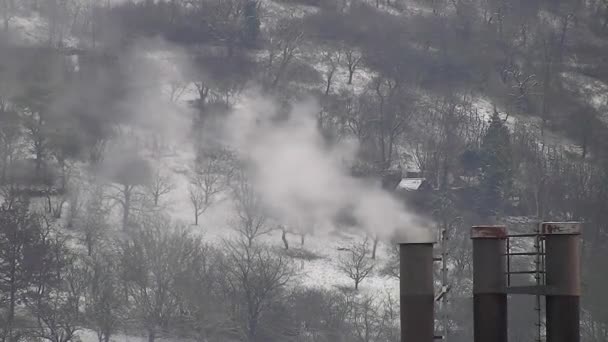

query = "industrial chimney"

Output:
[[542, 222, 582, 342], [399, 231, 436, 342], [469, 222, 582, 342], [471, 226, 508, 342]]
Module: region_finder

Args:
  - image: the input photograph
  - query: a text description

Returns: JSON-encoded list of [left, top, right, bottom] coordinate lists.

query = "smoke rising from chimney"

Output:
[[220, 91, 431, 241]]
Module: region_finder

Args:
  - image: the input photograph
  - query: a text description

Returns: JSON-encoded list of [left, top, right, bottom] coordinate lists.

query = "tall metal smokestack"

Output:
[[399, 231, 435, 342], [542, 222, 582, 342], [471, 226, 508, 342]]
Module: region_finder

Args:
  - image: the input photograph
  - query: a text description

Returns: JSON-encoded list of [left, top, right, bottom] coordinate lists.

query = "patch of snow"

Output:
[[9, 14, 79, 48], [78, 329, 190, 342], [261, 0, 319, 30], [397, 178, 425, 191], [471, 96, 581, 153], [303, 46, 377, 96], [561, 71, 608, 125], [9, 14, 48, 45]]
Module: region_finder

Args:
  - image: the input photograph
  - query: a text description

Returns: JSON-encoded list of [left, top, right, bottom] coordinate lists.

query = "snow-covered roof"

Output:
[[396, 178, 426, 191]]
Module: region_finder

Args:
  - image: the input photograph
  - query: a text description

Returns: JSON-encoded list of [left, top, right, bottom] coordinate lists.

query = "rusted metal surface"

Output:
[[471, 226, 508, 239], [472, 228, 507, 342], [473, 239, 507, 294], [541, 222, 582, 235], [545, 230, 581, 296], [400, 243, 434, 342], [544, 223, 582, 342]]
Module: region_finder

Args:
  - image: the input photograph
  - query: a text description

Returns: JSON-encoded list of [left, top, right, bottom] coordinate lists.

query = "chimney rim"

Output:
[[471, 225, 508, 239], [541, 222, 582, 235], [394, 229, 436, 244]]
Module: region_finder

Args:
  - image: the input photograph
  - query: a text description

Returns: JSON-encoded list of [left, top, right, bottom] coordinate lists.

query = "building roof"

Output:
[[396, 178, 426, 191]]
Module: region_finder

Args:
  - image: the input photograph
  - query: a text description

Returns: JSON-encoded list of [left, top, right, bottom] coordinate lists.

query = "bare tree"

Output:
[[168, 80, 189, 103], [188, 157, 227, 226], [197, 0, 247, 56], [381, 243, 400, 279], [339, 91, 373, 143], [371, 77, 409, 169], [338, 238, 374, 290], [106, 156, 151, 230], [22, 110, 48, 176], [231, 172, 271, 247], [266, 16, 304, 88], [84, 251, 124, 342], [188, 183, 213, 226], [224, 240, 294, 342], [350, 294, 397, 342], [290, 217, 314, 247], [0, 199, 44, 342], [146, 168, 175, 207], [119, 216, 204, 342], [323, 49, 342, 96], [278, 225, 289, 250], [504, 64, 538, 115], [78, 185, 109, 257], [26, 227, 86, 342], [171, 243, 236, 342], [342, 47, 362, 85], [0, 104, 21, 184]]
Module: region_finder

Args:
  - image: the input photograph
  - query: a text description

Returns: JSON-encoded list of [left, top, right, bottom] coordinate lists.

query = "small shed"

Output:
[[396, 177, 431, 192]]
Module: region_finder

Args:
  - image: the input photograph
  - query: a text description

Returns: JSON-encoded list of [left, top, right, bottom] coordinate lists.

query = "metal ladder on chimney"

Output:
[[505, 223, 546, 342]]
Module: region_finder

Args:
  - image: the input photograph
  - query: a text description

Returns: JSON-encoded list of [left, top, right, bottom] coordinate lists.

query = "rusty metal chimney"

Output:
[[542, 222, 582, 342], [399, 231, 435, 342], [471, 226, 508, 342]]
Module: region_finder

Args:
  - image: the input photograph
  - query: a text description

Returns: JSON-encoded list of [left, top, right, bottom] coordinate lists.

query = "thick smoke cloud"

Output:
[[222, 91, 432, 241]]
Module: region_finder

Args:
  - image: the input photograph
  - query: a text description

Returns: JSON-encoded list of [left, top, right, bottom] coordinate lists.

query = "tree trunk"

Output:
[[7, 260, 16, 342], [123, 185, 130, 230], [194, 209, 199, 225], [371, 236, 379, 260], [87, 237, 93, 257], [325, 72, 333, 96], [47, 194, 53, 213], [148, 329, 155, 342], [281, 229, 289, 250], [248, 316, 258, 342], [348, 68, 354, 85], [300, 234, 305, 246], [35, 148, 43, 176]]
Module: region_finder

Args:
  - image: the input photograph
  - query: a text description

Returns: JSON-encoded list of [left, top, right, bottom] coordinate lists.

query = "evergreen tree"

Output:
[[478, 109, 513, 217]]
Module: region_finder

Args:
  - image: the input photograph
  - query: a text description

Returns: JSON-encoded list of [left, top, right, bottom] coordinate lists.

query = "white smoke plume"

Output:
[[84, 37, 431, 242], [222, 90, 432, 242]]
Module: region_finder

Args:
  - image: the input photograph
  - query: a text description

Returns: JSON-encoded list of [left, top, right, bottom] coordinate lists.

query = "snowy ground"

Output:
[[140, 135, 400, 295], [561, 71, 608, 125], [6, 4, 599, 341], [8, 13, 79, 48]]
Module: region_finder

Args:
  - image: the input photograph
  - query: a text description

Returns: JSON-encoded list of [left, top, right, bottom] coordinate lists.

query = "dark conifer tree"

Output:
[[479, 109, 513, 217]]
